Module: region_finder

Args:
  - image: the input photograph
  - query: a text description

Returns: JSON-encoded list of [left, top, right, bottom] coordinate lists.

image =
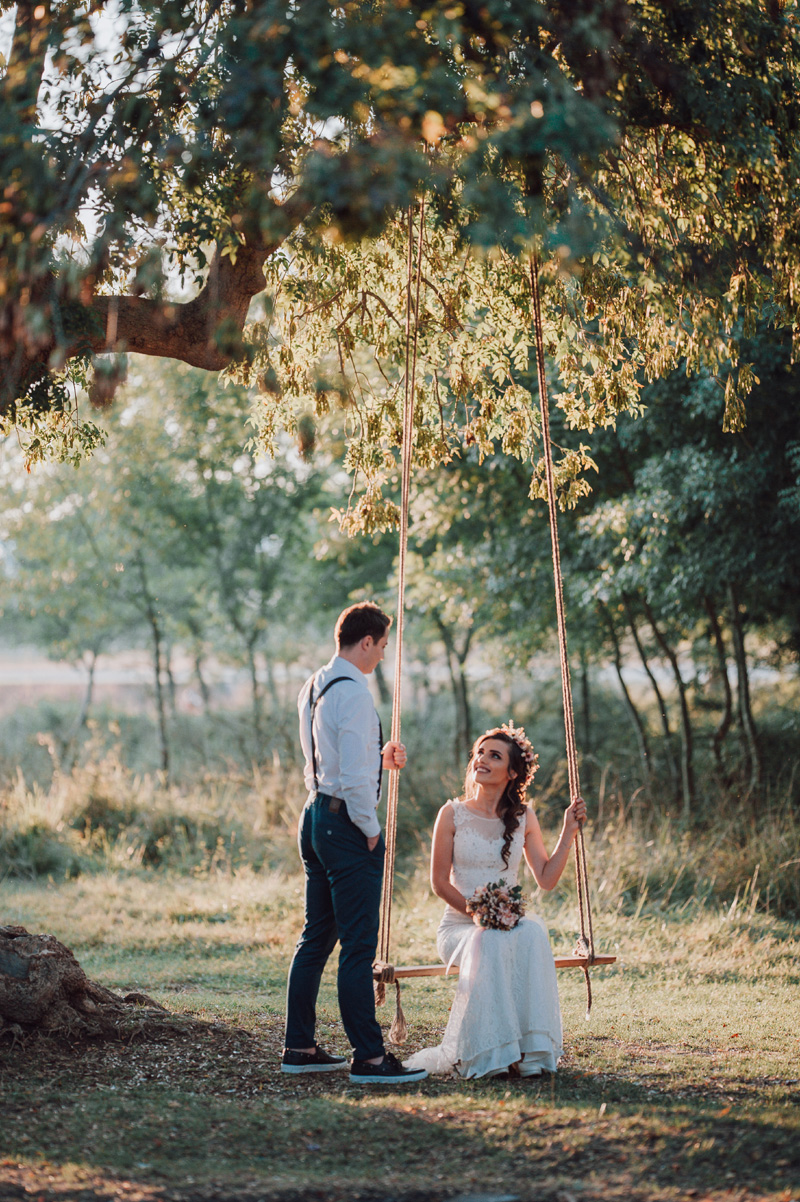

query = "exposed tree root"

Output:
[[0, 925, 210, 1043]]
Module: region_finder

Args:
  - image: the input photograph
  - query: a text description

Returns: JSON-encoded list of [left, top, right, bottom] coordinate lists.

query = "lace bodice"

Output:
[[448, 799, 526, 904]]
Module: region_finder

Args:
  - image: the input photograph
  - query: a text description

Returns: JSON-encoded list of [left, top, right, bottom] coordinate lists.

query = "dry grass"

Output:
[[2, 748, 799, 924], [0, 749, 304, 880]]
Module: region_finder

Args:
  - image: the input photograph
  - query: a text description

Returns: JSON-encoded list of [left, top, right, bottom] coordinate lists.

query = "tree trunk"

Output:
[[135, 553, 170, 781], [165, 644, 179, 717], [64, 649, 98, 772], [727, 582, 761, 797], [152, 622, 170, 781], [599, 603, 650, 786], [194, 652, 213, 718], [247, 642, 264, 751], [640, 598, 695, 819], [264, 654, 280, 709], [438, 620, 473, 764], [454, 656, 472, 764], [77, 649, 98, 731], [183, 617, 212, 719], [373, 660, 391, 706], [414, 653, 434, 715], [623, 596, 679, 798], [703, 595, 733, 777]]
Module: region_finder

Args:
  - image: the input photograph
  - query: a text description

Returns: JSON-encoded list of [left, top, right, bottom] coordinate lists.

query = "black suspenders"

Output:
[[308, 675, 352, 792], [308, 673, 383, 800]]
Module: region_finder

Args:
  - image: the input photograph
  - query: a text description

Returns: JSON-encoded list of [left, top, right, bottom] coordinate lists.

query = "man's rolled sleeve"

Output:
[[338, 692, 382, 839]]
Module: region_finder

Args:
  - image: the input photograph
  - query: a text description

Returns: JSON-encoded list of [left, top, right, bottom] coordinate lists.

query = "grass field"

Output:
[[1, 866, 799, 1202]]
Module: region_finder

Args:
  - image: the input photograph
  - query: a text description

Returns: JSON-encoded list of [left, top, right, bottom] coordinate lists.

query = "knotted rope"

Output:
[[529, 255, 596, 1016], [374, 198, 426, 1044]]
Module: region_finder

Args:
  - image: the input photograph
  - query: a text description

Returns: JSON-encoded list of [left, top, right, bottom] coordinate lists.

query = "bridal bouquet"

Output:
[[465, 879, 526, 930]]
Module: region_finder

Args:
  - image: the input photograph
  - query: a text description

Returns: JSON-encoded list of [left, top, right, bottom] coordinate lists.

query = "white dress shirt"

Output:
[[297, 654, 383, 839]]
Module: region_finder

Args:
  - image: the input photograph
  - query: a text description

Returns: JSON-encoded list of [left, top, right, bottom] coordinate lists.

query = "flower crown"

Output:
[[488, 721, 539, 788]]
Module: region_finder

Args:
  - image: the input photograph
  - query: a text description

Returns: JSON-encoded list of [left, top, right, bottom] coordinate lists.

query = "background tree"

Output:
[[0, 467, 137, 767], [566, 325, 800, 807], [0, 358, 326, 775]]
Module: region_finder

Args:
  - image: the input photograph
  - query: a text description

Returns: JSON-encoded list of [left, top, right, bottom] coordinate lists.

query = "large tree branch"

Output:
[[3, 194, 311, 407], [90, 238, 271, 371], [90, 193, 312, 368]]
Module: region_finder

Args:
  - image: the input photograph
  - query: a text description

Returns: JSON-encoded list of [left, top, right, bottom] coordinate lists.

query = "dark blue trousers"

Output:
[[284, 793, 386, 1061]]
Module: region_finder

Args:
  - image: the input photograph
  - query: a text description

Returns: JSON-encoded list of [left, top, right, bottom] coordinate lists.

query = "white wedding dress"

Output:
[[403, 800, 562, 1079]]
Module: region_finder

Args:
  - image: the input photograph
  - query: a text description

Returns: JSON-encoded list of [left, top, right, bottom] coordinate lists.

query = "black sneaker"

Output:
[[281, 1045, 348, 1074], [349, 1051, 428, 1084]]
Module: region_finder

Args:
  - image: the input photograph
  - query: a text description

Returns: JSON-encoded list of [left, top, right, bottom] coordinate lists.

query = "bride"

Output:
[[403, 723, 586, 1079]]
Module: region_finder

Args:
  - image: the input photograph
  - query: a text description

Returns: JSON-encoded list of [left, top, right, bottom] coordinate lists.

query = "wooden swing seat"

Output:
[[375, 955, 616, 980]]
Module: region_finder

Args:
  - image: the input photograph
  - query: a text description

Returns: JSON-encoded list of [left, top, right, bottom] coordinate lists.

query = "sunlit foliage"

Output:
[[2, 0, 800, 485]]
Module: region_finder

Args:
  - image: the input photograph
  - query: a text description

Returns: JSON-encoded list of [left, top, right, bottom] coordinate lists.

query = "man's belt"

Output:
[[317, 792, 345, 814]]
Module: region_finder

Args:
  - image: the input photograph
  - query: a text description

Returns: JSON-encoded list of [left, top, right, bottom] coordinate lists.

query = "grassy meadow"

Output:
[[1, 835, 799, 1197], [1, 689, 800, 1202], [1, 867, 799, 1202]]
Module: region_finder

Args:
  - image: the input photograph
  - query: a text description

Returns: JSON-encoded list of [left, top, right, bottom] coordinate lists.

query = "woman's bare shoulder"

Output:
[[436, 799, 458, 826]]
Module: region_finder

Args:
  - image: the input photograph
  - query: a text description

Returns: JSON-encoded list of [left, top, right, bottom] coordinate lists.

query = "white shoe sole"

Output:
[[281, 1062, 347, 1074], [349, 1070, 428, 1084]]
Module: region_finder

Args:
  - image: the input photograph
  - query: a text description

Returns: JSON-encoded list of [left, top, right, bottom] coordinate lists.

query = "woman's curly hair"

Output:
[[463, 729, 530, 867]]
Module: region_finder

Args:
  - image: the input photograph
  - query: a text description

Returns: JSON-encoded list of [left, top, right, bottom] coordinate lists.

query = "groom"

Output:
[[282, 601, 428, 1084]]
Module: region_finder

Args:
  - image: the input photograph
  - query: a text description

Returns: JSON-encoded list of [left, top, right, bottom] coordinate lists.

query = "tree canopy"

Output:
[[3, 0, 800, 467]]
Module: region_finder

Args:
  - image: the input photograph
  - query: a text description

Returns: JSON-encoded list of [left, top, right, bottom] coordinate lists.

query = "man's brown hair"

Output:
[[335, 601, 391, 649]]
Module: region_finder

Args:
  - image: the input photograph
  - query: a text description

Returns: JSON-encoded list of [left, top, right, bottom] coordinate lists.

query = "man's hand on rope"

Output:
[[382, 741, 407, 770], [564, 796, 587, 837]]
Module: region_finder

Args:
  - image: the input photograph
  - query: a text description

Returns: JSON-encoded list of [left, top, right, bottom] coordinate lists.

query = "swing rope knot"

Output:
[[373, 959, 395, 1006], [572, 933, 594, 964], [389, 980, 408, 1044], [373, 960, 397, 986], [373, 962, 407, 1043]]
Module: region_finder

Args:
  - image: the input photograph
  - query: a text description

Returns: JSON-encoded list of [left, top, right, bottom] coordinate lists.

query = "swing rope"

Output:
[[374, 235, 605, 1037], [529, 254, 596, 1015], [374, 198, 426, 1041]]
